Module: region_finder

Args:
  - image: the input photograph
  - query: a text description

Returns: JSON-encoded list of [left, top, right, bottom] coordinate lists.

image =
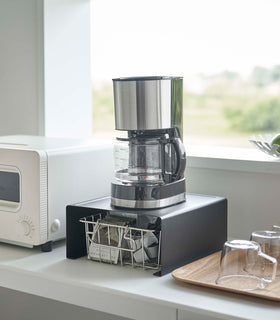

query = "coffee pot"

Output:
[[111, 76, 186, 209]]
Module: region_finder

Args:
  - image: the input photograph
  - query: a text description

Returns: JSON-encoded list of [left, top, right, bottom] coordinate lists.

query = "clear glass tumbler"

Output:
[[250, 230, 280, 277], [216, 240, 277, 291]]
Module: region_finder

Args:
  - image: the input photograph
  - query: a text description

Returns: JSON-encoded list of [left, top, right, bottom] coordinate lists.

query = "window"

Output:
[[91, 0, 280, 147]]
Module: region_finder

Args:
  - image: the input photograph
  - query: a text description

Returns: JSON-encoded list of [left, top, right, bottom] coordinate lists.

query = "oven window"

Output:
[[0, 171, 20, 203]]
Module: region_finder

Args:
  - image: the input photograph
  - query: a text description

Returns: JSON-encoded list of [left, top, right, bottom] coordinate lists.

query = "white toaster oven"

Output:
[[0, 135, 113, 251]]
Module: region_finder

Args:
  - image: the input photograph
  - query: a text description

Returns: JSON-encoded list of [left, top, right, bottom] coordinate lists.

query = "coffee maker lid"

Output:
[[113, 76, 183, 132], [113, 76, 182, 82]]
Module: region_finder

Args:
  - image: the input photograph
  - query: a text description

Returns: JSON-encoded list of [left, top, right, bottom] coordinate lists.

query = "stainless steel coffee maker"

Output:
[[67, 79, 227, 273], [111, 76, 186, 209]]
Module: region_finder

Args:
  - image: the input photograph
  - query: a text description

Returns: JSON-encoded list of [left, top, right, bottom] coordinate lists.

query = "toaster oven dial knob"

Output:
[[17, 216, 34, 237], [21, 221, 31, 236], [51, 219, 61, 233]]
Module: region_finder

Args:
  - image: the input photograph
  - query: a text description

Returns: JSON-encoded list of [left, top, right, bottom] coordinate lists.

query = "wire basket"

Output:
[[249, 134, 280, 158], [79, 213, 161, 270]]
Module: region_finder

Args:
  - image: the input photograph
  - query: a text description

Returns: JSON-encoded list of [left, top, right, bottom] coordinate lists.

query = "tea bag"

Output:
[[89, 215, 134, 264]]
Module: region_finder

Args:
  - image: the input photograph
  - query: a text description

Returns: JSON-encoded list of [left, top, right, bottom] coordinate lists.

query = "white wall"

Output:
[[0, 0, 92, 138], [0, 0, 40, 135], [187, 166, 280, 239]]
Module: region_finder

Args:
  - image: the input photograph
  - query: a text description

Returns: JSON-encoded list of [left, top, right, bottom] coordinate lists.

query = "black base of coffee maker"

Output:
[[111, 178, 186, 209]]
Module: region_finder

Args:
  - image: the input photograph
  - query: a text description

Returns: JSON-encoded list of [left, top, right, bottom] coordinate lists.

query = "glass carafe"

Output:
[[114, 137, 164, 184], [114, 131, 186, 185]]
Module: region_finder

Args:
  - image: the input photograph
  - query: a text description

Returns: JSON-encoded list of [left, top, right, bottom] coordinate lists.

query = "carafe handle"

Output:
[[172, 137, 186, 180], [161, 137, 186, 183]]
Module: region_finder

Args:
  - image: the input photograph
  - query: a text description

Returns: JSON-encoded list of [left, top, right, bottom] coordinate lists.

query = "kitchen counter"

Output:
[[0, 241, 279, 320]]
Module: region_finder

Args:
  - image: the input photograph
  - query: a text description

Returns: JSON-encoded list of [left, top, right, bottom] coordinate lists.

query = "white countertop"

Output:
[[0, 241, 279, 320]]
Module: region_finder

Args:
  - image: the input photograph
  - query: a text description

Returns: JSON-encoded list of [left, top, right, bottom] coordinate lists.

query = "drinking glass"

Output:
[[216, 240, 277, 291], [250, 230, 280, 276]]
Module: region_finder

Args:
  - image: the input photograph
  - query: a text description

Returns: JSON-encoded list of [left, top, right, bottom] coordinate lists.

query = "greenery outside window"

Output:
[[91, 0, 280, 148]]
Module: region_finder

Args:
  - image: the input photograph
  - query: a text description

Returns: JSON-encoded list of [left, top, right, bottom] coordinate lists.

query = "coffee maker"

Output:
[[66, 76, 227, 276], [111, 76, 186, 209]]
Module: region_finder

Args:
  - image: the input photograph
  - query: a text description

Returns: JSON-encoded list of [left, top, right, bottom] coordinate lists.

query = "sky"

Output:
[[91, 0, 280, 84]]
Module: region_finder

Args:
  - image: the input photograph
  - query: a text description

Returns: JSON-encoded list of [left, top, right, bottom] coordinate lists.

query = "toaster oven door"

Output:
[[0, 148, 48, 247]]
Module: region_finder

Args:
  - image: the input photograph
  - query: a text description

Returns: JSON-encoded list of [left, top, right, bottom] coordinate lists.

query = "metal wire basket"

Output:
[[249, 134, 280, 158], [79, 213, 161, 270]]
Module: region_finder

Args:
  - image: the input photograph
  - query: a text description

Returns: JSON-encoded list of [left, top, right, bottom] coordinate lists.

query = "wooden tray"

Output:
[[172, 251, 280, 302]]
